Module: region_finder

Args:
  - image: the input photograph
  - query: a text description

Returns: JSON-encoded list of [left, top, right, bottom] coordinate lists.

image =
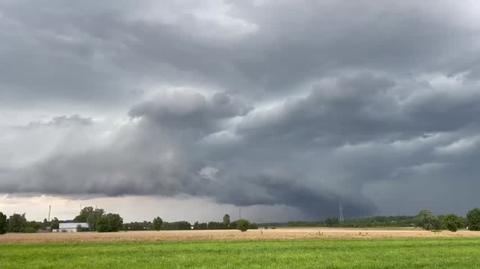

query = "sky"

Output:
[[1, 0, 480, 223]]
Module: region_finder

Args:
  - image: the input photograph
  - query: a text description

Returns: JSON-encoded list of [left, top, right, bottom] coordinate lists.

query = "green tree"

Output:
[[8, 213, 27, 233], [161, 221, 191, 230], [74, 207, 104, 230], [0, 212, 7, 234], [153, 217, 163, 230], [324, 218, 340, 227], [467, 208, 480, 231], [51, 217, 60, 230], [42, 218, 49, 230], [236, 219, 250, 232], [415, 210, 441, 231], [96, 213, 123, 232], [442, 214, 464, 232], [123, 221, 152, 231], [223, 214, 230, 227], [74, 206, 94, 222], [25, 221, 41, 233], [87, 209, 104, 231], [193, 222, 207, 229], [207, 221, 227, 229]]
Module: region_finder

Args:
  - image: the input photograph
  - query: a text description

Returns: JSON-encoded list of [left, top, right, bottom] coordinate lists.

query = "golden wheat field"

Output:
[[2, 228, 480, 244]]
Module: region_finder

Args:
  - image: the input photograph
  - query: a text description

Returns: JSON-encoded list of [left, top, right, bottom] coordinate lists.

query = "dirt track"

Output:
[[2, 228, 480, 244]]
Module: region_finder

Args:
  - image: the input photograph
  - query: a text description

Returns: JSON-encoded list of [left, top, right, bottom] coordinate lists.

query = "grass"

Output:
[[1, 238, 480, 268]]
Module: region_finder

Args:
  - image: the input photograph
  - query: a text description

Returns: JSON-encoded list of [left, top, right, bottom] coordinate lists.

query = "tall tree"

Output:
[[51, 217, 60, 230], [87, 209, 104, 231], [74, 206, 94, 222], [415, 209, 441, 230], [8, 213, 27, 233], [467, 208, 480, 231], [0, 212, 7, 234], [96, 213, 123, 232], [153, 217, 163, 230], [75, 207, 104, 231]]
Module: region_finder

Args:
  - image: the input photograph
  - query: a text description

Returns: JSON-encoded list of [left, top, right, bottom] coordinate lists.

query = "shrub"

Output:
[[442, 214, 464, 232], [236, 219, 250, 232], [24, 227, 38, 233]]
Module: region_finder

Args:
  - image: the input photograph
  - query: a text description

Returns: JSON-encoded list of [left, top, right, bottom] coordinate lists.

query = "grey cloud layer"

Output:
[[3, 0, 478, 103], [1, 0, 480, 219]]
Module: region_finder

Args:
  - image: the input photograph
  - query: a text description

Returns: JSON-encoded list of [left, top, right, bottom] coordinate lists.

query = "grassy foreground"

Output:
[[1, 238, 480, 269]]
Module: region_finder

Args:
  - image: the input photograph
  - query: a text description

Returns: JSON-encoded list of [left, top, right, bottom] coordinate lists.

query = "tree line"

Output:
[[0, 212, 61, 234], [414, 209, 480, 232], [125, 214, 256, 232], [4, 207, 478, 234], [283, 215, 418, 228], [263, 208, 480, 232], [0, 208, 256, 234]]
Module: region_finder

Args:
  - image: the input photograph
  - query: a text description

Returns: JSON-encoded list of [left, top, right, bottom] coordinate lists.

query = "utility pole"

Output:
[[48, 205, 51, 222], [338, 202, 344, 223]]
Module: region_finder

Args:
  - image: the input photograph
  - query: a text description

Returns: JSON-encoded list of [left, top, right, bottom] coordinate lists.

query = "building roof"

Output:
[[59, 222, 89, 229]]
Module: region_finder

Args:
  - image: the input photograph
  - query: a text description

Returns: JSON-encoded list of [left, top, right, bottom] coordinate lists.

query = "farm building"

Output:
[[55, 222, 89, 232]]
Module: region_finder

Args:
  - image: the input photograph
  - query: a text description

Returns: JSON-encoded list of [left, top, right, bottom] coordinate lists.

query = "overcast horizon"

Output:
[[1, 0, 480, 222]]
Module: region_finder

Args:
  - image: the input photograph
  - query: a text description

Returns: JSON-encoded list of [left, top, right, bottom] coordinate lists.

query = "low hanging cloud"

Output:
[[4, 75, 480, 218], [1, 91, 373, 218], [1, 0, 480, 220]]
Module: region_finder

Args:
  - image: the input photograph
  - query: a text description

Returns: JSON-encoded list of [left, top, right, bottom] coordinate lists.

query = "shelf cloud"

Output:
[[1, 0, 480, 220]]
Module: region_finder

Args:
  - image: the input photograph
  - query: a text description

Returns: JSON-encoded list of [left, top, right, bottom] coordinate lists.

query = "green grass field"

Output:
[[1, 238, 480, 269]]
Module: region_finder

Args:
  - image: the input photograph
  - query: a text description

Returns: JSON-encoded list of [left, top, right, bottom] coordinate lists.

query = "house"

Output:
[[54, 222, 89, 232]]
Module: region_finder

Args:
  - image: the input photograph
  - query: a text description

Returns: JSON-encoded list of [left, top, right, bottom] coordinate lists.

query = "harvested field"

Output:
[[2, 228, 480, 244]]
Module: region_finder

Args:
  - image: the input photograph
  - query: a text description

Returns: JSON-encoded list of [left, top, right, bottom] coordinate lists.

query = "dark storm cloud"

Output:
[[129, 91, 251, 132], [1, 0, 480, 219], [3, 0, 478, 103], [238, 73, 480, 144]]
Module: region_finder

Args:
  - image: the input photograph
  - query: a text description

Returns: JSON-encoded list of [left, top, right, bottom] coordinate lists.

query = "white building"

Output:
[[55, 222, 89, 232]]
